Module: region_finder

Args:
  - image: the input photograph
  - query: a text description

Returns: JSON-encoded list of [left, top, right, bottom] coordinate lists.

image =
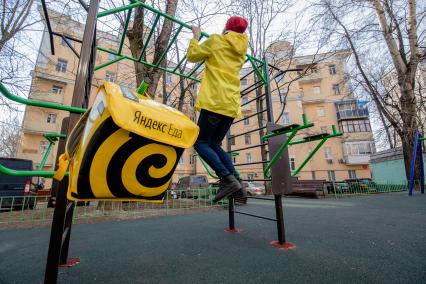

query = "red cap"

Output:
[[225, 16, 248, 33]]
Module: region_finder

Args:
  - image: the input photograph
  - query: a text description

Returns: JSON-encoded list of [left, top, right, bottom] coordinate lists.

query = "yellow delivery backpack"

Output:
[[54, 82, 199, 203]]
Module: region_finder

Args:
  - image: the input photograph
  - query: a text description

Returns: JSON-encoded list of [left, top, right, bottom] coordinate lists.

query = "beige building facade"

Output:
[[17, 15, 373, 190]]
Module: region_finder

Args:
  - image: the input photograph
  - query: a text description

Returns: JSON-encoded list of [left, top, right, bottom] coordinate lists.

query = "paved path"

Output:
[[0, 192, 425, 283]]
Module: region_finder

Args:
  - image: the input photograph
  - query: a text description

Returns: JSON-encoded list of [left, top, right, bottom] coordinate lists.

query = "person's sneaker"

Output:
[[213, 174, 241, 202], [232, 177, 247, 204]]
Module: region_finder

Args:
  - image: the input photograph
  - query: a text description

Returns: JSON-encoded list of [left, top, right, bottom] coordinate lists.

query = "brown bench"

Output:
[[286, 179, 326, 198]]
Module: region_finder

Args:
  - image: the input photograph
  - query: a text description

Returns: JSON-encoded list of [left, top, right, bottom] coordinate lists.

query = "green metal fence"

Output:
[[0, 188, 227, 226], [325, 181, 408, 198]]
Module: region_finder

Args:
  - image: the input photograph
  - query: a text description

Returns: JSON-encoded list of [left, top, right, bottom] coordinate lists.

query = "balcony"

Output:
[[298, 72, 322, 84], [337, 108, 369, 120], [23, 120, 60, 134], [343, 155, 370, 165], [29, 92, 63, 104]]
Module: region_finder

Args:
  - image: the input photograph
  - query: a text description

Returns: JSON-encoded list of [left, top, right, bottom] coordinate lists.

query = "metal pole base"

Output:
[[270, 241, 296, 250], [58, 258, 80, 268], [224, 228, 242, 233]]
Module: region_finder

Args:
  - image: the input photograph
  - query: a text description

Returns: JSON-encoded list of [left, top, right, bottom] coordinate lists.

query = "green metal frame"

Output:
[[262, 114, 342, 178], [38, 134, 66, 171], [95, 0, 268, 84]]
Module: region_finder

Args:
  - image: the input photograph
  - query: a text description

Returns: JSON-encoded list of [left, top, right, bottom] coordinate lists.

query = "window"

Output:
[[313, 86, 321, 95], [324, 147, 333, 160], [60, 37, 68, 46], [344, 142, 375, 156], [241, 96, 248, 105], [327, 171, 336, 181], [190, 96, 195, 107], [282, 112, 290, 125], [229, 136, 235, 145], [332, 84, 340, 95], [52, 85, 63, 94], [320, 126, 328, 133], [247, 173, 255, 180], [166, 93, 172, 105], [46, 113, 57, 124], [311, 66, 319, 73], [189, 155, 196, 165], [56, 59, 68, 72], [165, 74, 172, 85], [39, 141, 49, 154], [246, 153, 252, 163], [244, 134, 251, 145], [241, 78, 248, 85], [339, 119, 371, 133], [178, 156, 184, 165], [289, 157, 296, 171], [329, 65, 336, 75], [317, 108, 325, 117], [276, 73, 284, 83], [108, 53, 117, 60], [243, 116, 250, 125], [105, 72, 115, 82], [311, 171, 316, 180], [279, 89, 288, 103], [348, 170, 357, 179], [232, 156, 237, 164]]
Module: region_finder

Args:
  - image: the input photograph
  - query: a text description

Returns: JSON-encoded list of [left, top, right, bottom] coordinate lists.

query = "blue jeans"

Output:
[[194, 110, 238, 178]]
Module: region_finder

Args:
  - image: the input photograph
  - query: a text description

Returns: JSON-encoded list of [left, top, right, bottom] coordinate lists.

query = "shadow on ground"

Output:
[[0, 192, 425, 284]]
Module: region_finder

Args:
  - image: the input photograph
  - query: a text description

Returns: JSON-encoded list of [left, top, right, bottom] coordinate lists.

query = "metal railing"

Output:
[[336, 108, 369, 119], [0, 188, 227, 226], [325, 181, 408, 198]]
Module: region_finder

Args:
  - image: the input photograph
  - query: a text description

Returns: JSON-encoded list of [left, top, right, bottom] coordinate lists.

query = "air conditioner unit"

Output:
[[326, 159, 333, 164], [338, 158, 345, 164]]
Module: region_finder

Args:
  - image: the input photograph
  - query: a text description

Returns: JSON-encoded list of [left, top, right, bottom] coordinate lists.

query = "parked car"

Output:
[[243, 181, 265, 196], [325, 181, 349, 194], [175, 175, 210, 198], [0, 158, 37, 210]]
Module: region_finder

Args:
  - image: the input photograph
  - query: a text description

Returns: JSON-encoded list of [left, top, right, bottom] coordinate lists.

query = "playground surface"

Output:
[[0, 192, 425, 284]]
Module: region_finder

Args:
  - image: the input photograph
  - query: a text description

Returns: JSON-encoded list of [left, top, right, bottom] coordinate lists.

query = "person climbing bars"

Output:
[[187, 16, 248, 202]]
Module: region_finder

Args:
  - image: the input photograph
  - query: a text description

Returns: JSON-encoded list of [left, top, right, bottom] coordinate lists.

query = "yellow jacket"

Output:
[[187, 31, 248, 118]]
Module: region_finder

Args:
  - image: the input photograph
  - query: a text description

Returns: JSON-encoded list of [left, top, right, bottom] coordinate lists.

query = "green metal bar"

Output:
[[187, 60, 204, 78], [0, 83, 86, 113], [302, 113, 308, 125], [118, 9, 132, 54], [198, 156, 219, 179], [38, 142, 54, 171], [419, 137, 426, 141], [97, 1, 145, 18], [155, 26, 183, 67], [289, 133, 342, 145], [0, 163, 69, 178], [262, 123, 314, 142], [173, 55, 187, 72], [291, 138, 328, 177], [263, 130, 298, 178], [247, 57, 265, 83], [138, 13, 161, 61], [94, 55, 125, 70], [43, 133, 66, 139]]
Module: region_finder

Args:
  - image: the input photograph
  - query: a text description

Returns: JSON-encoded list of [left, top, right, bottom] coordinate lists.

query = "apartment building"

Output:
[[17, 13, 374, 190]]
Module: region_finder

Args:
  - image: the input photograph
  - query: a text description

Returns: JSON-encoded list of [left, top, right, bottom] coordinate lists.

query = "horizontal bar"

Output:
[[60, 35, 80, 58], [228, 143, 268, 153], [419, 137, 426, 141], [0, 83, 86, 113], [241, 93, 266, 107], [94, 56, 125, 70], [52, 32, 82, 43], [233, 109, 267, 124], [139, 13, 161, 61], [262, 123, 314, 141], [97, 48, 201, 82], [233, 160, 269, 167], [43, 133, 66, 138], [241, 179, 271, 182], [289, 133, 342, 145], [97, 1, 145, 18], [241, 80, 264, 97], [246, 196, 274, 200], [229, 126, 267, 139], [0, 164, 68, 178], [234, 210, 277, 222], [240, 68, 255, 81]]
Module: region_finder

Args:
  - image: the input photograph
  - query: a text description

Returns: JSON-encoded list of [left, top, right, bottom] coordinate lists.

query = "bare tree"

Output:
[[308, 0, 426, 180], [0, 114, 21, 157]]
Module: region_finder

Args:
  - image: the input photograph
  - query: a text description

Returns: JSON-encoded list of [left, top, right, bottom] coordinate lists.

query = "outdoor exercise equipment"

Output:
[[408, 132, 425, 196], [0, 0, 343, 282]]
